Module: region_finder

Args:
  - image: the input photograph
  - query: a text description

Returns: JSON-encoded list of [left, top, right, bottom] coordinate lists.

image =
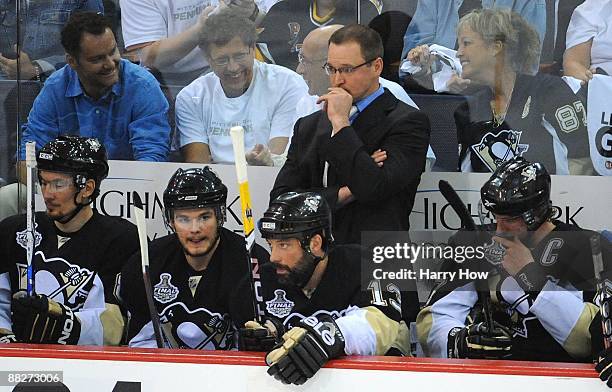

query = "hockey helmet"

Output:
[[480, 157, 552, 230], [163, 167, 228, 228], [36, 135, 109, 198], [259, 192, 333, 252]]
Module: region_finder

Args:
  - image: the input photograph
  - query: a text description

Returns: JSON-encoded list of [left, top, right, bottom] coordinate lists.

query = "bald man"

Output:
[[295, 24, 436, 169]]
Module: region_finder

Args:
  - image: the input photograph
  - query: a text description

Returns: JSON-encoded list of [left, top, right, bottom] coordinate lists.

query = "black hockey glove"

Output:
[[11, 293, 81, 345], [239, 317, 285, 352], [447, 321, 512, 359], [266, 314, 345, 385], [0, 328, 16, 344], [596, 347, 612, 388]]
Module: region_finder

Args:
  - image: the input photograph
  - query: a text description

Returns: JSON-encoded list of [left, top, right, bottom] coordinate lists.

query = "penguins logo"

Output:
[[17, 251, 95, 310], [158, 302, 234, 350], [471, 129, 529, 172]]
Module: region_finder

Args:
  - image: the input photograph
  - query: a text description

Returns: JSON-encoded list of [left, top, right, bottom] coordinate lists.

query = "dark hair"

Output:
[[61, 12, 113, 58], [198, 12, 257, 58], [458, 9, 540, 74], [328, 24, 384, 61]]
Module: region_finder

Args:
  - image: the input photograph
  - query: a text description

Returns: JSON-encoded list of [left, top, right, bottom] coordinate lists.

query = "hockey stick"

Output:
[[25, 141, 37, 296], [591, 234, 612, 349], [132, 192, 164, 348], [230, 126, 264, 323], [438, 180, 494, 332]]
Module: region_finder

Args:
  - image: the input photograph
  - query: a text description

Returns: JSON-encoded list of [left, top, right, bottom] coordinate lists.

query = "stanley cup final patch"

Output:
[[16, 224, 42, 250], [265, 289, 294, 318], [154, 273, 179, 304]]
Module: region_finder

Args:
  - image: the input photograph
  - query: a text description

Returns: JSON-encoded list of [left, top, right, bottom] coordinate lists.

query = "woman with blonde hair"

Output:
[[454, 8, 593, 175]]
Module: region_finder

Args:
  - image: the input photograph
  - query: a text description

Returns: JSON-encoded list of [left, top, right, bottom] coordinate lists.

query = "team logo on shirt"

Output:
[[159, 302, 234, 350], [15, 224, 42, 250], [17, 251, 95, 310], [265, 289, 295, 318], [471, 129, 529, 172], [287, 22, 301, 53], [482, 239, 506, 266], [153, 273, 179, 304]]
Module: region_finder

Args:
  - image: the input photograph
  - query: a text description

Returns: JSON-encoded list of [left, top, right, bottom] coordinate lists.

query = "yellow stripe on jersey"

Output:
[[363, 306, 411, 356], [416, 305, 434, 356], [100, 303, 125, 346], [312, 0, 336, 24], [564, 302, 598, 360]]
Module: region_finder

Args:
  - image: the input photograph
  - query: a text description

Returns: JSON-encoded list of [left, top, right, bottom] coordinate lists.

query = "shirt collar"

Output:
[[354, 84, 384, 113], [65, 60, 124, 99]]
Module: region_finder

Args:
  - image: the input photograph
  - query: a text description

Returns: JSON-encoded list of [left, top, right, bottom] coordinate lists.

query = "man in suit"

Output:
[[271, 24, 430, 245]]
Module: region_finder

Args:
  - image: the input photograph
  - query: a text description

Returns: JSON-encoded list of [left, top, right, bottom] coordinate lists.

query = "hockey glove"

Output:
[[0, 328, 16, 344], [448, 321, 512, 359], [11, 293, 81, 345], [266, 314, 345, 385], [597, 347, 612, 388], [239, 317, 285, 351]]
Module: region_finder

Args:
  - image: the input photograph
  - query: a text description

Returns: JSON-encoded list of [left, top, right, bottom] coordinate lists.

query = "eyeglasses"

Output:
[[322, 58, 376, 75], [210, 49, 252, 67], [297, 50, 326, 66], [38, 178, 74, 193]]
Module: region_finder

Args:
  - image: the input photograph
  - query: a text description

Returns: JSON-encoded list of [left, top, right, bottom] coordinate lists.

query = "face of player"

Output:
[[296, 41, 328, 96], [456, 26, 497, 83], [208, 37, 255, 98], [39, 170, 79, 219], [326, 41, 382, 101], [67, 28, 121, 99], [494, 213, 529, 240], [172, 207, 220, 259], [267, 238, 316, 287]]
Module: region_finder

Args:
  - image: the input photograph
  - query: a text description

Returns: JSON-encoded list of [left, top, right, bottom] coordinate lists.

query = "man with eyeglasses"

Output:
[[295, 24, 436, 170], [177, 12, 308, 166], [271, 24, 430, 245], [0, 136, 139, 347], [120, 167, 269, 349]]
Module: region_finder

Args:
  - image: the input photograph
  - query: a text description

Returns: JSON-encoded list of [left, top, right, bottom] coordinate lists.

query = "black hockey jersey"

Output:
[[455, 73, 591, 174], [257, 0, 380, 69], [121, 227, 269, 350], [0, 210, 139, 346], [417, 221, 612, 362], [233, 244, 415, 356]]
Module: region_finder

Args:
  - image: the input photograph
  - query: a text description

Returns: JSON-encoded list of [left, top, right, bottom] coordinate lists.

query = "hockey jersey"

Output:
[[0, 210, 139, 346], [455, 73, 592, 174], [121, 227, 269, 350], [233, 244, 415, 356], [257, 0, 380, 69], [417, 221, 612, 362]]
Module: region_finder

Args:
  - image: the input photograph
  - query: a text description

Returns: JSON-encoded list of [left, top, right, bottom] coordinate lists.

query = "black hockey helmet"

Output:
[[259, 192, 333, 254], [37, 135, 109, 199], [163, 167, 228, 229], [480, 157, 552, 230]]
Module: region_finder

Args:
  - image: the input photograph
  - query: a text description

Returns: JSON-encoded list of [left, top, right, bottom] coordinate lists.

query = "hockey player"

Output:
[[236, 191, 412, 385], [120, 167, 269, 349], [417, 157, 611, 362], [0, 135, 138, 346]]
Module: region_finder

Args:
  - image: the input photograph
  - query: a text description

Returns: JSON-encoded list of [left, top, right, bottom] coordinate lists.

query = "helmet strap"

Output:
[[52, 187, 87, 224]]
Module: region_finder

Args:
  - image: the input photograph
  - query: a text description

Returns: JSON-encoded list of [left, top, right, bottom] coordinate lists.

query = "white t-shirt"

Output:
[[176, 60, 309, 163], [566, 0, 612, 76], [120, 0, 278, 75]]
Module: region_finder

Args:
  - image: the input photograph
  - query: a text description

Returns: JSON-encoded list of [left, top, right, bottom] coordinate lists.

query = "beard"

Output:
[[271, 252, 317, 288]]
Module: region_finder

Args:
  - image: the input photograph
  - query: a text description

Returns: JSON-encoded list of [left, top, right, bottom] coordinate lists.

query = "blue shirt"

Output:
[[351, 85, 385, 122], [21, 59, 170, 161]]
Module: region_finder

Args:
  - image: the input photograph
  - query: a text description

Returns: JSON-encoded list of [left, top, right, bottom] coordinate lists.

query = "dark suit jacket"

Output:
[[271, 89, 431, 245]]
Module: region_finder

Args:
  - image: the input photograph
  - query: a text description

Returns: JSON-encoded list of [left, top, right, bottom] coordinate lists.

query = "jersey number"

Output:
[[368, 280, 401, 314], [555, 101, 586, 133]]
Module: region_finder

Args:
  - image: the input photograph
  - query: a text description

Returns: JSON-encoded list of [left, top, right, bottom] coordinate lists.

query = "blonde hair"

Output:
[[457, 8, 540, 74]]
